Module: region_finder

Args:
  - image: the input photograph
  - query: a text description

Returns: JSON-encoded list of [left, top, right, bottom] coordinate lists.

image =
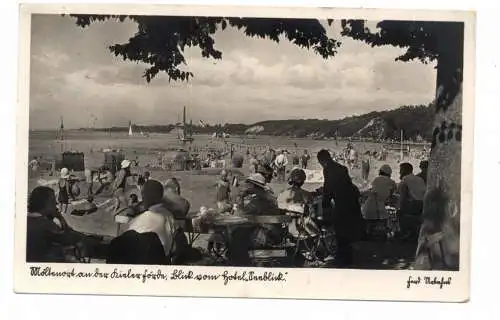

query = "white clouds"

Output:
[[31, 46, 70, 69], [29, 15, 437, 130]]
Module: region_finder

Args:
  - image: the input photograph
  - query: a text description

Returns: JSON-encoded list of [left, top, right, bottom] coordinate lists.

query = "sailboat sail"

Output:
[[128, 121, 133, 136]]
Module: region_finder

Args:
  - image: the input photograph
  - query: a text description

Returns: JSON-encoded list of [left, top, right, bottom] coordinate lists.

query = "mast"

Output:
[[189, 119, 193, 139], [59, 116, 65, 153], [400, 129, 404, 161], [177, 113, 181, 139], [183, 106, 187, 141], [59, 116, 64, 141]]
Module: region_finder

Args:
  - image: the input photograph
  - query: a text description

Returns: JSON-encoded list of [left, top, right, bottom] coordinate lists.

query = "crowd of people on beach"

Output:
[[26, 141, 429, 268]]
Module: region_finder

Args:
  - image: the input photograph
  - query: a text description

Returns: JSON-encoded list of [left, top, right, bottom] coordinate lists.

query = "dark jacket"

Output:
[[322, 160, 364, 240], [106, 230, 169, 265], [416, 171, 428, 185]]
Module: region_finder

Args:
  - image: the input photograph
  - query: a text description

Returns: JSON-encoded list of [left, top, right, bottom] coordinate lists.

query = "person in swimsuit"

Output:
[[58, 168, 74, 214], [112, 160, 132, 215]]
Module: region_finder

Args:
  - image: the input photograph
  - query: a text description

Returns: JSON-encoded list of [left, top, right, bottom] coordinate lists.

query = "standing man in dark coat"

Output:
[[317, 149, 364, 267]]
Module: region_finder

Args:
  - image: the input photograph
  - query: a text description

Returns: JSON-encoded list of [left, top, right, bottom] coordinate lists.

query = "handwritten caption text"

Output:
[[29, 266, 288, 286], [406, 275, 452, 289]]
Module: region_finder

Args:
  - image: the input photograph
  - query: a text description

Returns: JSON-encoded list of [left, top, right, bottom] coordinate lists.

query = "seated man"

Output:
[[397, 162, 427, 241], [227, 165, 282, 266], [108, 180, 175, 264], [26, 186, 97, 263], [235, 164, 277, 215], [162, 178, 190, 220], [162, 178, 193, 264]]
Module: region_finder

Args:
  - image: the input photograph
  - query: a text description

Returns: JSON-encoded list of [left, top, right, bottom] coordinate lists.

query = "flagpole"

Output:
[[400, 129, 404, 161]]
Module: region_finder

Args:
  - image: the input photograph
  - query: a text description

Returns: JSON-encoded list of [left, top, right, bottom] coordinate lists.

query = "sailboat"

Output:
[[178, 106, 194, 144], [58, 116, 65, 153], [59, 116, 65, 141]]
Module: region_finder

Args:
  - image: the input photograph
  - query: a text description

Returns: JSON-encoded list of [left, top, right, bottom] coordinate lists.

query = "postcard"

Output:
[[14, 3, 475, 302]]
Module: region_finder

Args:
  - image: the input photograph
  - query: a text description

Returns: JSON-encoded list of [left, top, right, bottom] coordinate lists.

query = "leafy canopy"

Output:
[[70, 15, 459, 83]]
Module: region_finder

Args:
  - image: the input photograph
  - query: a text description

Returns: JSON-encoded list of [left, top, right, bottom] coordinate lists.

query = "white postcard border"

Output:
[[14, 3, 475, 302]]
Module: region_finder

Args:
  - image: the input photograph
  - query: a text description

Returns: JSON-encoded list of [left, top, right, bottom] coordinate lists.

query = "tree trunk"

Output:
[[414, 23, 464, 270]]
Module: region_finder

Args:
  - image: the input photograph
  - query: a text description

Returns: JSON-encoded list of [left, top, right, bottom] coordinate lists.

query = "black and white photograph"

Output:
[[14, 4, 474, 301]]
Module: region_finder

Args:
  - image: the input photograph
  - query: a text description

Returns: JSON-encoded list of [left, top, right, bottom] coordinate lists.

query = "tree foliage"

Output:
[[70, 14, 462, 84], [340, 20, 442, 63], [70, 15, 341, 82]]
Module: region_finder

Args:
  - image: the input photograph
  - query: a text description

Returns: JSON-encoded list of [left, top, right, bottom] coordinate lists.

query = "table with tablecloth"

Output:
[[114, 211, 293, 264]]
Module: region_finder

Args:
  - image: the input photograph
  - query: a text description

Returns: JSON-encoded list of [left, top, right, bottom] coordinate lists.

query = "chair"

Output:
[[285, 202, 337, 265], [245, 214, 294, 267]]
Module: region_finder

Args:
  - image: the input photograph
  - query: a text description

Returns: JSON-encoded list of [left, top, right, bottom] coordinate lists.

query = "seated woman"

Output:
[[361, 164, 397, 238], [26, 186, 98, 263], [277, 168, 320, 238]]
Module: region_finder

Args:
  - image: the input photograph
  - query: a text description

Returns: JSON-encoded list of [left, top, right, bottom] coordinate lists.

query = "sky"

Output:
[[29, 14, 437, 130]]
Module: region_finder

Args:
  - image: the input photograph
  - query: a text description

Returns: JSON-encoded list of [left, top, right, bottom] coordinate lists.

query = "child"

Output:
[[215, 170, 232, 213]]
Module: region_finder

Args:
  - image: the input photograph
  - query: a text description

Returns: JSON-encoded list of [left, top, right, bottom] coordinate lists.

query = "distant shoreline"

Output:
[[28, 130, 431, 146], [29, 104, 434, 141]]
